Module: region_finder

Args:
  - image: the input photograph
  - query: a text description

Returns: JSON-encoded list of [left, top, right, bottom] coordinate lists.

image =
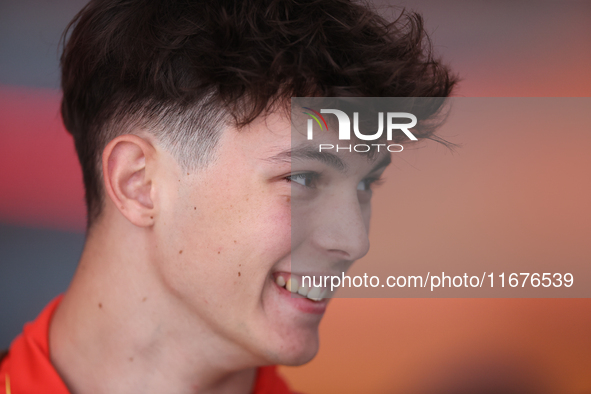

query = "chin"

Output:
[[266, 329, 321, 366], [249, 270, 328, 366]]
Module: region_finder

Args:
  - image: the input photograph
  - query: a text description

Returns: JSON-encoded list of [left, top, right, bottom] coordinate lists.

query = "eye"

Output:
[[357, 176, 384, 192], [286, 172, 319, 188]]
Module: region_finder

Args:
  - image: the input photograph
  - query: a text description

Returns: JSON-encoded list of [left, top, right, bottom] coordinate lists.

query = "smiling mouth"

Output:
[[274, 272, 327, 302]]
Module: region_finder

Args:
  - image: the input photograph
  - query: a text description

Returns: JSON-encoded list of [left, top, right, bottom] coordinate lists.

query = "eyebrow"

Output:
[[266, 146, 347, 172], [369, 153, 392, 173], [266, 145, 392, 174]]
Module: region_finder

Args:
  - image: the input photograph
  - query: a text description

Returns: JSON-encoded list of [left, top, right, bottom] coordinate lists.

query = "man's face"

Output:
[[151, 111, 389, 365]]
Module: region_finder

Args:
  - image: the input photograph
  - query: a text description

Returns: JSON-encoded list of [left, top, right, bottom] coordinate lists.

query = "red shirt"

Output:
[[0, 297, 293, 394]]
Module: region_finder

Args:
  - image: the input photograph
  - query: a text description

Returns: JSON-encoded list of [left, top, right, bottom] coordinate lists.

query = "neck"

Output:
[[49, 213, 257, 394]]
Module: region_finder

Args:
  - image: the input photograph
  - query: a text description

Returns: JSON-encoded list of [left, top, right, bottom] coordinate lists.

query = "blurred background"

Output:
[[1, 0, 590, 393]]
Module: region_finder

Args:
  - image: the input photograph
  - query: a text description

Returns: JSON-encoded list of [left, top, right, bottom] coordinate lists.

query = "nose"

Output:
[[308, 191, 371, 262]]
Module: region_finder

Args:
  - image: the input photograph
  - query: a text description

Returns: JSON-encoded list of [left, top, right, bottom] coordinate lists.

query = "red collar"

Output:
[[1, 296, 293, 394]]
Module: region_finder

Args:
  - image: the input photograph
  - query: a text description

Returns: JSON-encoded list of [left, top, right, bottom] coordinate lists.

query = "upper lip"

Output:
[[273, 271, 343, 279]]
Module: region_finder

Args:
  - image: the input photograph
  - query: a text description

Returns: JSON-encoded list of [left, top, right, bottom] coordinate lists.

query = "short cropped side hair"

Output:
[[60, 0, 457, 227]]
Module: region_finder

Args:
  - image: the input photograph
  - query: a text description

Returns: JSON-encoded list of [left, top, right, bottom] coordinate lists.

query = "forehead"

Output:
[[247, 111, 391, 174], [215, 112, 292, 160], [216, 110, 390, 176]]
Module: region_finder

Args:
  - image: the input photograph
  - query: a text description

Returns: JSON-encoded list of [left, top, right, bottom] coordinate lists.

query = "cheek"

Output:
[[222, 194, 292, 276], [153, 184, 291, 301], [260, 201, 292, 261]]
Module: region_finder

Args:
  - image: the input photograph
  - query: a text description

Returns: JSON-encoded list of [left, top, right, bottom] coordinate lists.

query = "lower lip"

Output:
[[272, 278, 328, 315]]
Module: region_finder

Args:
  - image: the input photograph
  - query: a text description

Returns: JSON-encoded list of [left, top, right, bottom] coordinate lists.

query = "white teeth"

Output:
[[297, 284, 310, 297], [286, 277, 298, 293], [277, 274, 325, 302], [307, 286, 323, 301]]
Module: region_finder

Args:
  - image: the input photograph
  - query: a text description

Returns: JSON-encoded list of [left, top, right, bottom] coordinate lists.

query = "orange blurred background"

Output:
[[279, 2, 591, 393], [280, 99, 591, 393]]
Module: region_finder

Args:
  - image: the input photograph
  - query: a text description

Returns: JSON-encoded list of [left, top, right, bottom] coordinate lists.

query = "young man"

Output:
[[0, 0, 455, 392]]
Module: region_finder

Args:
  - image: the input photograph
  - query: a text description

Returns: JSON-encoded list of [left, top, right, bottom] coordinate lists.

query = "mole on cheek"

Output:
[[238, 272, 241, 276], [179, 250, 183, 254], [98, 303, 102, 309]]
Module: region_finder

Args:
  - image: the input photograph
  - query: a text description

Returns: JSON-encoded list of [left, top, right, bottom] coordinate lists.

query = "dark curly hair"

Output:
[[60, 0, 457, 227]]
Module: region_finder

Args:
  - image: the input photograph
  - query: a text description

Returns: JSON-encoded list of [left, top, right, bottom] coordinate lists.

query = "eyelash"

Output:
[[357, 176, 385, 191], [285, 172, 384, 191], [285, 172, 320, 188]]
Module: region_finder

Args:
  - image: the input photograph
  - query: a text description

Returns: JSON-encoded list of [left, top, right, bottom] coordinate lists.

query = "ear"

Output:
[[102, 134, 157, 227]]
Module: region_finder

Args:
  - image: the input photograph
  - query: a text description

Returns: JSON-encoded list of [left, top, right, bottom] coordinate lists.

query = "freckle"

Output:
[[187, 173, 189, 175], [150, 216, 153, 219], [129, 357, 134, 362], [179, 250, 183, 254], [234, 240, 237, 243], [98, 303, 102, 309], [194, 207, 196, 210], [142, 297, 147, 302], [239, 264, 241, 267], [238, 272, 241, 276], [217, 251, 220, 254]]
